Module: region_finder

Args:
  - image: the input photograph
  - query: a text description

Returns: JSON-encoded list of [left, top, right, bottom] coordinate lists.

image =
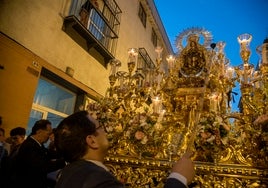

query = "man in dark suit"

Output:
[[54, 111, 195, 188], [12, 119, 66, 188]]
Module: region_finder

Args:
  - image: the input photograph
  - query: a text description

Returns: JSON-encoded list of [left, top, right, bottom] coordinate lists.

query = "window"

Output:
[[33, 77, 76, 115], [138, 3, 146, 27], [88, 9, 106, 41], [63, 0, 122, 65], [151, 28, 157, 47], [80, 1, 119, 51], [136, 48, 155, 88], [137, 48, 155, 72], [27, 77, 76, 135]]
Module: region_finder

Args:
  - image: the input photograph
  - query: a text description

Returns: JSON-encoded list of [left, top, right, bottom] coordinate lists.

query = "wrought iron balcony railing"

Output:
[[62, 0, 121, 66]]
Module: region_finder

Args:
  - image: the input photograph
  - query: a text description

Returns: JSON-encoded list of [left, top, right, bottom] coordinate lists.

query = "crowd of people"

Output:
[[0, 111, 196, 188], [0, 119, 65, 188]]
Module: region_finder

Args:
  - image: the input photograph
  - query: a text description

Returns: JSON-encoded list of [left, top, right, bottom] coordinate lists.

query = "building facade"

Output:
[[0, 0, 173, 134]]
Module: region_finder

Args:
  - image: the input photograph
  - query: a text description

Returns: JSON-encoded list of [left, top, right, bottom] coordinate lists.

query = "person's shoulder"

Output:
[[65, 160, 104, 171], [19, 137, 39, 150], [20, 137, 33, 145], [57, 161, 103, 186], [164, 178, 187, 188], [57, 160, 123, 188], [61, 160, 111, 178]]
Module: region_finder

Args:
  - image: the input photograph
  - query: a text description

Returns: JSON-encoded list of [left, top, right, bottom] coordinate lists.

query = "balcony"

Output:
[[62, 0, 121, 66]]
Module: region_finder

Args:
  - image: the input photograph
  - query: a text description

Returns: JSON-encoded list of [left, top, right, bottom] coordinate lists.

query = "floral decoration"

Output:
[[87, 100, 235, 160], [86, 101, 161, 157], [194, 112, 231, 161]]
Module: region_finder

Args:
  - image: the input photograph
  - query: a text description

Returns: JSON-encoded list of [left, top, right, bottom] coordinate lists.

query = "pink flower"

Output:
[[135, 131, 145, 140]]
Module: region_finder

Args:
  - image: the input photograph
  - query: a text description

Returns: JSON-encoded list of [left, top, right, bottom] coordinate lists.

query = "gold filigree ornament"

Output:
[[84, 28, 268, 186]]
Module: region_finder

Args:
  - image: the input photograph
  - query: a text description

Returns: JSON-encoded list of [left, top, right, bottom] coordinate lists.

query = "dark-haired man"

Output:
[[55, 111, 195, 188], [9, 127, 26, 158], [1, 127, 26, 187], [12, 120, 65, 188]]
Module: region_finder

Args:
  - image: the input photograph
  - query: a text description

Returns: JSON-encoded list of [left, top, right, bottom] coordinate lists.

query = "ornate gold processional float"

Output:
[[86, 28, 268, 187]]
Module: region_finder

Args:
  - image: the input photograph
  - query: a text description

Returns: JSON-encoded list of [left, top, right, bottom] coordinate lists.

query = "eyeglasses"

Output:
[[96, 124, 107, 133]]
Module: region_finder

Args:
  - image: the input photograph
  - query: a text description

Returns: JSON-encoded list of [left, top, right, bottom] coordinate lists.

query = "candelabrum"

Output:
[[235, 34, 268, 116], [86, 28, 268, 187], [232, 33, 268, 166]]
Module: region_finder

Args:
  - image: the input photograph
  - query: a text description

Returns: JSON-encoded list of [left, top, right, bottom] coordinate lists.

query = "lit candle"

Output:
[[128, 48, 138, 57], [237, 34, 252, 63], [225, 67, 234, 79], [237, 34, 252, 51], [109, 59, 121, 75], [240, 40, 247, 51], [154, 110, 166, 130], [144, 69, 152, 87], [156, 73, 163, 92], [262, 40, 268, 64], [157, 109, 166, 122], [116, 71, 128, 89], [152, 96, 162, 114], [166, 55, 175, 71], [243, 63, 254, 84], [217, 41, 226, 54], [127, 48, 138, 73], [253, 71, 261, 88], [210, 93, 218, 112], [155, 46, 163, 59]]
